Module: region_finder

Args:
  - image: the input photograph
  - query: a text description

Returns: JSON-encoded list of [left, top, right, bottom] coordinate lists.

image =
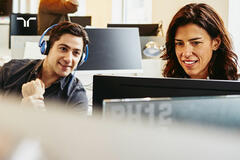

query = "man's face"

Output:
[[46, 33, 84, 77]]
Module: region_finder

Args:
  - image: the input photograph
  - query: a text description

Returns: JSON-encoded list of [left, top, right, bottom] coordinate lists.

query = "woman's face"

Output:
[[174, 23, 220, 79]]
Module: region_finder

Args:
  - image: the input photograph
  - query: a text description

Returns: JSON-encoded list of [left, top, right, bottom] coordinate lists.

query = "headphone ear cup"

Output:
[[39, 24, 58, 55], [40, 40, 46, 55], [40, 40, 50, 55], [78, 45, 89, 66], [45, 41, 50, 55], [78, 52, 86, 66]]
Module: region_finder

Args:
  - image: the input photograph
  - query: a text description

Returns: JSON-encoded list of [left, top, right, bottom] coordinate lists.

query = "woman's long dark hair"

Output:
[[161, 3, 238, 80]]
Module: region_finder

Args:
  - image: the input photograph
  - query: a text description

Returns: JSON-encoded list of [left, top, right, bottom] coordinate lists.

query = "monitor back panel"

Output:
[[107, 24, 159, 36], [70, 16, 91, 27]]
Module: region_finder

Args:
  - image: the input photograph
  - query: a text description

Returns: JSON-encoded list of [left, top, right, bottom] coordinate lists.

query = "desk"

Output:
[[1, 97, 240, 159]]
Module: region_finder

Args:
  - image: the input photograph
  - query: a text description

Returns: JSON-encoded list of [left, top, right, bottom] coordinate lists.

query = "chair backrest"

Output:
[[9, 13, 38, 48]]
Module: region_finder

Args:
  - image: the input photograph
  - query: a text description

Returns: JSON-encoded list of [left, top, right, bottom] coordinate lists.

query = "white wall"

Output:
[[152, 0, 229, 34], [86, 0, 112, 27], [228, 0, 240, 59]]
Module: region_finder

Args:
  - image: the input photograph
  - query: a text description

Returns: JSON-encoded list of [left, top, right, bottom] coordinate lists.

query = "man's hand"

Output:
[[22, 79, 45, 98], [21, 95, 46, 111], [66, 0, 79, 6], [21, 79, 46, 111]]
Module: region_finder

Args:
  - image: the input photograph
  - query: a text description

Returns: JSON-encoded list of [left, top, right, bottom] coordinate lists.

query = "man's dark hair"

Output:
[[47, 21, 89, 54]]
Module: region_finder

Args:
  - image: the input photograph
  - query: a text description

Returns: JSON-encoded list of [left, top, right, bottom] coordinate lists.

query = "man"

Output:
[[38, 0, 79, 34], [0, 21, 89, 113]]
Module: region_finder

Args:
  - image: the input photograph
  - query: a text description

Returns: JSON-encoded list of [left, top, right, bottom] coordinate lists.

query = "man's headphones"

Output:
[[38, 24, 89, 66]]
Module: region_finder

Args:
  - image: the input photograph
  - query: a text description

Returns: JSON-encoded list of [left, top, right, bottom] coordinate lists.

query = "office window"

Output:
[[228, 0, 240, 60], [112, 0, 152, 23], [12, 0, 39, 13]]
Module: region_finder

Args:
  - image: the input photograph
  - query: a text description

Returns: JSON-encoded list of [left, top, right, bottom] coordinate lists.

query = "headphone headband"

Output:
[[39, 24, 58, 55]]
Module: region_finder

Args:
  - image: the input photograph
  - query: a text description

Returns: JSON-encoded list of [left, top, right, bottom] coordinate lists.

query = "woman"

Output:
[[161, 3, 238, 80]]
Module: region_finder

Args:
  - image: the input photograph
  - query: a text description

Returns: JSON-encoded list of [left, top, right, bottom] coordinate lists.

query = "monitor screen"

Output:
[[107, 24, 159, 36], [93, 75, 240, 113], [70, 16, 91, 27], [77, 28, 142, 74], [102, 96, 240, 129]]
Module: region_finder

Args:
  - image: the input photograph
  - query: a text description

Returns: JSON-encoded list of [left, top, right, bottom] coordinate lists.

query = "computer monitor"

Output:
[[70, 16, 91, 27], [77, 28, 142, 74], [102, 96, 240, 129], [11, 28, 142, 74], [9, 13, 38, 48], [92, 75, 240, 113], [107, 24, 159, 36]]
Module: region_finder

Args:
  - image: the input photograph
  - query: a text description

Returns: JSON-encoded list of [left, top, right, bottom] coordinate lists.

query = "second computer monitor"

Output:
[[107, 24, 159, 36], [77, 28, 142, 74]]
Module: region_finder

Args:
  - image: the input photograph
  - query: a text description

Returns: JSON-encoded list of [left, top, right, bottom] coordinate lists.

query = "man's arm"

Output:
[[39, 0, 79, 14], [67, 82, 89, 114]]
